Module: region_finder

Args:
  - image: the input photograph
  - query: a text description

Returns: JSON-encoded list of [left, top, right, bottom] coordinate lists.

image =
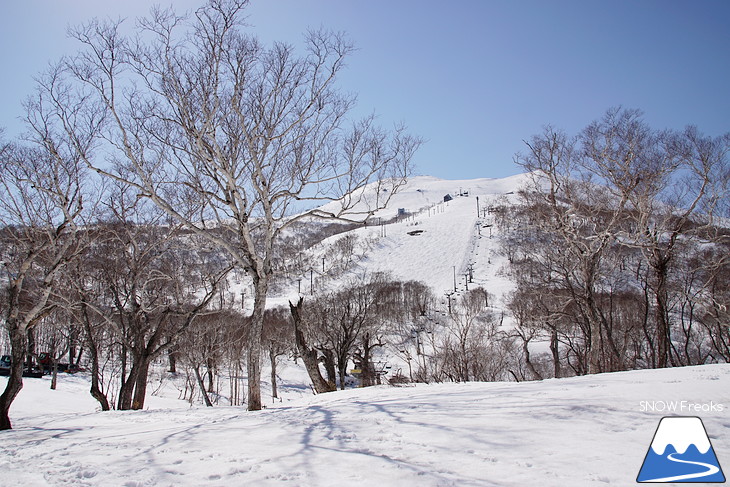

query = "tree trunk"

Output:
[[0, 320, 28, 430], [653, 255, 671, 368], [68, 324, 79, 368], [550, 326, 561, 379], [118, 352, 146, 410], [26, 327, 36, 371], [247, 278, 269, 411], [117, 369, 135, 410], [119, 343, 128, 402], [322, 348, 337, 387], [89, 352, 111, 412], [289, 298, 336, 393], [269, 348, 278, 400], [50, 362, 58, 390], [194, 366, 213, 407], [74, 345, 84, 368], [522, 337, 543, 380], [640, 272, 656, 368], [585, 291, 604, 374], [131, 359, 151, 410], [460, 339, 471, 382], [80, 300, 110, 411], [360, 333, 374, 387], [338, 364, 347, 391], [168, 346, 178, 374], [206, 357, 215, 393]]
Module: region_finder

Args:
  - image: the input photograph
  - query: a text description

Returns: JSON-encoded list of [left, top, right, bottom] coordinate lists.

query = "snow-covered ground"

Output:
[[2, 364, 729, 486]]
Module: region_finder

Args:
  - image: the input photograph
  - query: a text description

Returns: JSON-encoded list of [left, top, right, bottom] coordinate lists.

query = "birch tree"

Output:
[[515, 126, 628, 373], [50, 0, 420, 410], [582, 109, 729, 368], [0, 135, 89, 429], [515, 108, 729, 373]]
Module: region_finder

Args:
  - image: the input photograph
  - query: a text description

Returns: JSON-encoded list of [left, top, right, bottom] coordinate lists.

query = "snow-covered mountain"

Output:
[[268, 174, 530, 309], [341, 175, 526, 293]]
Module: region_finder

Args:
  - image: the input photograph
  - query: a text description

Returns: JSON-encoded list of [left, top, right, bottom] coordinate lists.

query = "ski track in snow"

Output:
[[278, 175, 524, 305]]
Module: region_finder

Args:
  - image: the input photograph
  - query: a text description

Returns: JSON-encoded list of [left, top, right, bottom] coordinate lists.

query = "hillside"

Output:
[[1, 364, 728, 486], [338, 175, 523, 295], [267, 174, 528, 309]]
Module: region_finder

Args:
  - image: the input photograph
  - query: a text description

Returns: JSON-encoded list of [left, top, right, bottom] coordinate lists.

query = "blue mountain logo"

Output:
[[637, 416, 725, 483]]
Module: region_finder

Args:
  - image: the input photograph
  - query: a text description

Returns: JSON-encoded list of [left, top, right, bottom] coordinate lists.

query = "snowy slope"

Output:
[[2, 364, 729, 486], [282, 174, 527, 304]]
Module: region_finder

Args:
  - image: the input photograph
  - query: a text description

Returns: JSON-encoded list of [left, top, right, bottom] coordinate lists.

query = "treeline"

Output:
[[0, 170, 493, 414], [291, 277, 516, 391], [502, 108, 729, 377], [0, 185, 387, 413], [0, 188, 522, 412]]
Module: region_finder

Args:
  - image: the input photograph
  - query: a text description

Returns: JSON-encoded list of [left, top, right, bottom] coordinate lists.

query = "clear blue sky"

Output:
[[1, 1, 728, 179]]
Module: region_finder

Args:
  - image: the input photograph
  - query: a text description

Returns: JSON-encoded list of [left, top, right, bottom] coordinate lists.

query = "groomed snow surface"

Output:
[[2, 364, 729, 486]]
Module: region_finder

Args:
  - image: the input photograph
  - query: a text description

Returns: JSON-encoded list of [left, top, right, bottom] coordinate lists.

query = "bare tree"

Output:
[[288, 297, 336, 394], [0, 136, 88, 429], [436, 288, 498, 382], [508, 289, 546, 380], [85, 193, 232, 410], [512, 108, 730, 375], [68, 258, 114, 411], [261, 307, 295, 401], [582, 109, 730, 368], [699, 245, 730, 361], [178, 309, 242, 407], [49, 0, 420, 410], [513, 109, 701, 373], [32, 312, 72, 390], [385, 280, 437, 382]]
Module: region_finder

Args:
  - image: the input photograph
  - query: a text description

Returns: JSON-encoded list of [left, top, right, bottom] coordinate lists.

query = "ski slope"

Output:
[[281, 174, 528, 306], [1, 364, 729, 486]]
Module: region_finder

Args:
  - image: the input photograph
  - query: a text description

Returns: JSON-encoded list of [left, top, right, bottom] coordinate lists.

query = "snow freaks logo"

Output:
[[640, 401, 725, 413], [637, 416, 726, 483]]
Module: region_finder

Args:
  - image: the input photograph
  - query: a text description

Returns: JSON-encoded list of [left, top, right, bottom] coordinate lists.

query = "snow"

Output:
[[292, 175, 527, 302], [2, 364, 729, 486], [348, 195, 478, 293]]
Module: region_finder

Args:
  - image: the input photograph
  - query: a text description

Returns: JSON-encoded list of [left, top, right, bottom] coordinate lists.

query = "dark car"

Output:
[[0, 355, 44, 378], [0, 355, 11, 376]]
